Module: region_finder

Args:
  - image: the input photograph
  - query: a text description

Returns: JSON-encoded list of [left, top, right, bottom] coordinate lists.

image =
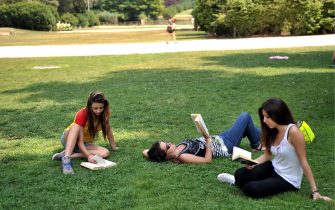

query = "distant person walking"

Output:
[[166, 18, 176, 44]]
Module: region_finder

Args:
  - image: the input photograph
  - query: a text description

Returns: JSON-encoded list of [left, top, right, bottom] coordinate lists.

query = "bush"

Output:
[[98, 11, 118, 24], [49, 5, 60, 30], [61, 13, 79, 27], [76, 13, 89, 28], [85, 11, 100, 27], [0, 2, 58, 31], [0, 4, 11, 26]]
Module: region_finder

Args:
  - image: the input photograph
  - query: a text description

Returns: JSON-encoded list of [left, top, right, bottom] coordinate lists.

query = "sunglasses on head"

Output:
[[164, 142, 171, 153]]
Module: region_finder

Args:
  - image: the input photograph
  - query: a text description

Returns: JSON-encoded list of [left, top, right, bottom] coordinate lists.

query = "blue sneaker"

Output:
[[62, 156, 74, 175]]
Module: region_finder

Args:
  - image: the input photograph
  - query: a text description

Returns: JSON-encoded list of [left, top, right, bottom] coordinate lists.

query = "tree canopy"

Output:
[[192, 0, 334, 37]]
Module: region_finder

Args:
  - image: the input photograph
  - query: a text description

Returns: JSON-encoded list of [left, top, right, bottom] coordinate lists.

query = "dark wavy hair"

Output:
[[258, 98, 295, 151], [86, 91, 110, 140], [147, 141, 167, 162]]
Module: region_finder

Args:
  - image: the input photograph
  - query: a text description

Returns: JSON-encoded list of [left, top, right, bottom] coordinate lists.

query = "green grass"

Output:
[[0, 46, 334, 209]]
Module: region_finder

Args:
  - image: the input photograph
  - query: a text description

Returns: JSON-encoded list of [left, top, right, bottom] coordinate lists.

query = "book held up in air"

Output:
[[191, 114, 210, 138], [80, 155, 117, 170], [232, 146, 259, 165]]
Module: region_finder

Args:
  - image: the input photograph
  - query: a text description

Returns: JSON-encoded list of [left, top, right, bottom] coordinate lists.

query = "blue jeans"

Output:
[[219, 112, 260, 154]]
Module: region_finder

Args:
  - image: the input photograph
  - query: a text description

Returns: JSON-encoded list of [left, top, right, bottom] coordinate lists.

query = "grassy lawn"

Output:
[[0, 46, 334, 209], [0, 27, 207, 46]]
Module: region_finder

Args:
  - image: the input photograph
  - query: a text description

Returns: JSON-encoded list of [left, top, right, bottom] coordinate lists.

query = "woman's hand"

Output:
[[204, 136, 212, 143], [111, 144, 119, 151], [246, 164, 256, 170], [312, 192, 333, 201], [88, 154, 97, 163]]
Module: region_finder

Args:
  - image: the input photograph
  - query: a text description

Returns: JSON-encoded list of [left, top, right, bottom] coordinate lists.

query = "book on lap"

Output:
[[80, 155, 117, 170], [232, 146, 259, 165]]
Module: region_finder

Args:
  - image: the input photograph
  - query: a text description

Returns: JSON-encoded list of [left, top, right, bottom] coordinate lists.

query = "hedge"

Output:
[[0, 2, 58, 31]]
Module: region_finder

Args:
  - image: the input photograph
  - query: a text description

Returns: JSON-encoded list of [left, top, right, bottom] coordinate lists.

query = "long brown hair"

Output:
[[86, 91, 110, 140], [258, 98, 295, 151]]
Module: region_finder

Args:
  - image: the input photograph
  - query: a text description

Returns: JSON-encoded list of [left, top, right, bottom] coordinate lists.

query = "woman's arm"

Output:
[[74, 125, 96, 163], [290, 126, 332, 201], [255, 149, 272, 164], [245, 150, 272, 170], [178, 137, 213, 164], [142, 149, 149, 158], [107, 125, 118, 150]]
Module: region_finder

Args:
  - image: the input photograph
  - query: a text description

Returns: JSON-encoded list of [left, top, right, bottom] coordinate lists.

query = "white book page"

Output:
[[191, 114, 209, 137], [232, 146, 251, 160], [92, 155, 106, 165], [196, 115, 209, 135]]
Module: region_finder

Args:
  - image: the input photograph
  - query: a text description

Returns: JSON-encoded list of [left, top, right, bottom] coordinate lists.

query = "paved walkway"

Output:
[[0, 34, 334, 58]]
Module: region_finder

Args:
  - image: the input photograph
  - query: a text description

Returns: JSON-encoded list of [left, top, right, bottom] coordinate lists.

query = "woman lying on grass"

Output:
[[143, 112, 263, 164], [217, 98, 332, 201], [52, 91, 118, 175]]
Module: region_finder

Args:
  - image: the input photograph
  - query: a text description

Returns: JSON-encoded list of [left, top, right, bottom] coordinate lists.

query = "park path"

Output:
[[0, 34, 334, 58]]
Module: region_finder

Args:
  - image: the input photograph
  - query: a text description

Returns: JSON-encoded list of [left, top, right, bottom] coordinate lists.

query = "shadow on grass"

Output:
[[0, 67, 333, 140]]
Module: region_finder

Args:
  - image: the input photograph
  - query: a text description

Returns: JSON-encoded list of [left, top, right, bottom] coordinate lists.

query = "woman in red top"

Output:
[[166, 18, 176, 44], [52, 91, 117, 175]]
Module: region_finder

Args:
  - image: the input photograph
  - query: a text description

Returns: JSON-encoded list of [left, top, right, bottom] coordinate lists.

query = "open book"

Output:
[[80, 155, 117, 170], [191, 114, 210, 138], [232, 146, 259, 165]]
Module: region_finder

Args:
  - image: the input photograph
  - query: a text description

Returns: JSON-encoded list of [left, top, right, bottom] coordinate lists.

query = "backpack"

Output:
[[167, 25, 173, 33]]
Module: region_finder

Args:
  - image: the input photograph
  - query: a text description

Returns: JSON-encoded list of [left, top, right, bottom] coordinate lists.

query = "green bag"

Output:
[[297, 120, 315, 143]]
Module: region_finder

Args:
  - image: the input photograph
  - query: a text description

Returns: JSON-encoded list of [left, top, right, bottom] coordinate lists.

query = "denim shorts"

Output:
[[61, 132, 92, 153]]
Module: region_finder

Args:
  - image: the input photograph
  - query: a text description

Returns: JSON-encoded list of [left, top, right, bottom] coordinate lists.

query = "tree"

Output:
[[192, 0, 225, 32], [192, 0, 332, 37], [58, 0, 86, 14], [318, 0, 335, 33], [283, 0, 323, 35], [95, 0, 162, 21], [164, 0, 180, 7], [141, 0, 162, 20]]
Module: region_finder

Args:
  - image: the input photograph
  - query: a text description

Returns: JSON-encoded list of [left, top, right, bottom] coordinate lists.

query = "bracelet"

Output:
[[310, 190, 319, 198]]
